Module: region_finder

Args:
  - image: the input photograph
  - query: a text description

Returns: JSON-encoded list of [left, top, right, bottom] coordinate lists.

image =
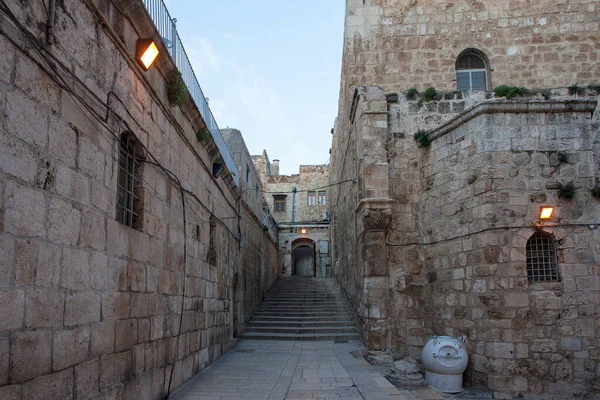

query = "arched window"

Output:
[[456, 49, 490, 91], [526, 232, 560, 282]]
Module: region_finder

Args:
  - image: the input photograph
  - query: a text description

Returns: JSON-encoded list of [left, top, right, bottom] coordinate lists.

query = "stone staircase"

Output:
[[242, 277, 359, 340]]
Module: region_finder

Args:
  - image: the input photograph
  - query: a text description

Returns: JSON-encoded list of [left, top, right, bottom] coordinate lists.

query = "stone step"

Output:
[[249, 315, 356, 322], [244, 277, 359, 341], [240, 331, 360, 340], [248, 319, 354, 328], [244, 326, 357, 334]]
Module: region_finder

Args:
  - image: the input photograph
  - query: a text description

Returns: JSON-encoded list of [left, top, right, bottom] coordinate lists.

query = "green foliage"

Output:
[[406, 88, 419, 99], [493, 85, 526, 99], [423, 87, 437, 102], [557, 152, 569, 163], [417, 99, 424, 108], [167, 71, 186, 107], [196, 128, 211, 142], [558, 182, 576, 199], [591, 184, 600, 199], [568, 84, 581, 95], [414, 129, 430, 148]]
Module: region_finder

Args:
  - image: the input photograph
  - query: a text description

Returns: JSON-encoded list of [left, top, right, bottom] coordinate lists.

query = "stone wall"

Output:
[[341, 0, 600, 97], [252, 157, 332, 277], [330, 83, 600, 397], [0, 0, 277, 399]]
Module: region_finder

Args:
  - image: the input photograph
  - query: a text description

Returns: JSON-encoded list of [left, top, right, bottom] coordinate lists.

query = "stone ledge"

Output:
[[428, 99, 598, 142]]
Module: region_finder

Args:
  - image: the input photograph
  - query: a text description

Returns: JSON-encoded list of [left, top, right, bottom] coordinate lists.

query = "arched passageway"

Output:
[[292, 239, 315, 276]]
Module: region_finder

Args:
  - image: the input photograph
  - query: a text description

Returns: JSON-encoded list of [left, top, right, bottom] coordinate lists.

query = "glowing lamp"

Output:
[[136, 39, 159, 71], [300, 228, 308, 234], [539, 206, 554, 220]]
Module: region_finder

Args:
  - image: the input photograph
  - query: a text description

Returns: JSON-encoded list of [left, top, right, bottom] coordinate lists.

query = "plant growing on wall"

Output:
[[568, 84, 582, 95], [414, 129, 430, 148], [167, 71, 186, 107], [406, 88, 418, 99], [423, 87, 437, 102], [494, 85, 526, 99], [196, 127, 211, 142], [591, 180, 600, 199], [557, 181, 576, 199]]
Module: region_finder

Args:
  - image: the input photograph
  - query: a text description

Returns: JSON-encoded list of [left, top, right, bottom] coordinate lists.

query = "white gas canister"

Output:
[[421, 336, 468, 393]]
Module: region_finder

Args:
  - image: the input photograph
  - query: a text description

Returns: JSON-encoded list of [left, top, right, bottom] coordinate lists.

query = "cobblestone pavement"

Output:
[[168, 340, 480, 400]]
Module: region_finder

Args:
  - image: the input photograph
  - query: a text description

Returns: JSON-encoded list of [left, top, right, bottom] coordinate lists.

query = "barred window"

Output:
[[208, 216, 217, 265], [526, 232, 560, 282], [116, 132, 144, 229]]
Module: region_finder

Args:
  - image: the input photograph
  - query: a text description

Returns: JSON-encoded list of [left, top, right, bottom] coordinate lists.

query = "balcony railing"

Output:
[[141, 0, 239, 186]]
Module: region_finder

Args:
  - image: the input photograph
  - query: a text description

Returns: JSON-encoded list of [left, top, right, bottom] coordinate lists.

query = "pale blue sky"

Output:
[[162, 1, 345, 175]]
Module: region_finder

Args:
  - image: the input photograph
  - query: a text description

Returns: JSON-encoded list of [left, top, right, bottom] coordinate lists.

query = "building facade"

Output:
[[252, 153, 332, 278], [330, 0, 600, 398], [0, 1, 278, 399]]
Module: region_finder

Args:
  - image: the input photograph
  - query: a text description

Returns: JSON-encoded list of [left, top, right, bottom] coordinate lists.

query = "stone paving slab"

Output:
[[169, 339, 472, 400]]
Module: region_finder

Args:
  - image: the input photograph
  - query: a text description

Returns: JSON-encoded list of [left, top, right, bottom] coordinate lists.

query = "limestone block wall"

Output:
[[330, 85, 600, 397], [341, 0, 600, 101], [0, 0, 277, 399], [256, 162, 331, 225], [402, 99, 600, 397]]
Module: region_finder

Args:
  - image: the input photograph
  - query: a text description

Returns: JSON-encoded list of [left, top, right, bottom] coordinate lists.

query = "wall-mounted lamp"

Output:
[[539, 206, 554, 220], [300, 228, 308, 234], [212, 162, 224, 179], [136, 39, 159, 71]]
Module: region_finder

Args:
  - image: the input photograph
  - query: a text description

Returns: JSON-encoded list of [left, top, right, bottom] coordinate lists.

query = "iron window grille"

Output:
[[116, 132, 144, 228], [526, 232, 560, 282], [208, 216, 217, 265], [307, 191, 316, 206]]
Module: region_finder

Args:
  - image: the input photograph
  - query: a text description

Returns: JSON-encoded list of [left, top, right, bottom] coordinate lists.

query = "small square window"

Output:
[[273, 195, 286, 212]]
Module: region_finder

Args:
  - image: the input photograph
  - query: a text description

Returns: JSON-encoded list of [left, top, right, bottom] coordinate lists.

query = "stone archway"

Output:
[[292, 238, 315, 276]]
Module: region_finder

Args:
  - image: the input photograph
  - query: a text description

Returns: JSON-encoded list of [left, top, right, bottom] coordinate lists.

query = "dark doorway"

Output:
[[294, 245, 314, 276]]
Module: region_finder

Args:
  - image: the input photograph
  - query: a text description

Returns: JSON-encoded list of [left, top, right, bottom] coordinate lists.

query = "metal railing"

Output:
[[141, 0, 239, 187]]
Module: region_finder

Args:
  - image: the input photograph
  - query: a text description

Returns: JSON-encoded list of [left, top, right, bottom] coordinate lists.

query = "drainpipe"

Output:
[[291, 187, 296, 223], [46, 0, 56, 44]]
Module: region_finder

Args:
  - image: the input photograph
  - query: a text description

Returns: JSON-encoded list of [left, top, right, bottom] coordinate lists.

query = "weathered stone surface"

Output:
[[3, 182, 46, 237], [15, 239, 36, 285], [53, 328, 91, 370], [64, 292, 101, 326], [90, 321, 115, 358], [0, 290, 24, 331], [47, 197, 81, 245], [0, 130, 38, 184], [115, 319, 138, 352], [387, 357, 427, 388], [100, 352, 132, 390], [0, 337, 9, 385], [10, 330, 52, 382], [75, 359, 100, 399], [366, 350, 394, 365], [61, 247, 90, 291], [21, 368, 73, 400], [36, 242, 61, 288], [24, 289, 63, 328]]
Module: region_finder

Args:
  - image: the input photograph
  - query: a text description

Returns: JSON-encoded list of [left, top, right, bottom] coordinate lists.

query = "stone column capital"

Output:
[[355, 198, 393, 233]]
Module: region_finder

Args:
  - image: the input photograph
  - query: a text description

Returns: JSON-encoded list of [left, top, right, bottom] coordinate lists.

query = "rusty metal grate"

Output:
[[526, 233, 559, 282], [116, 133, 140, 227]]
